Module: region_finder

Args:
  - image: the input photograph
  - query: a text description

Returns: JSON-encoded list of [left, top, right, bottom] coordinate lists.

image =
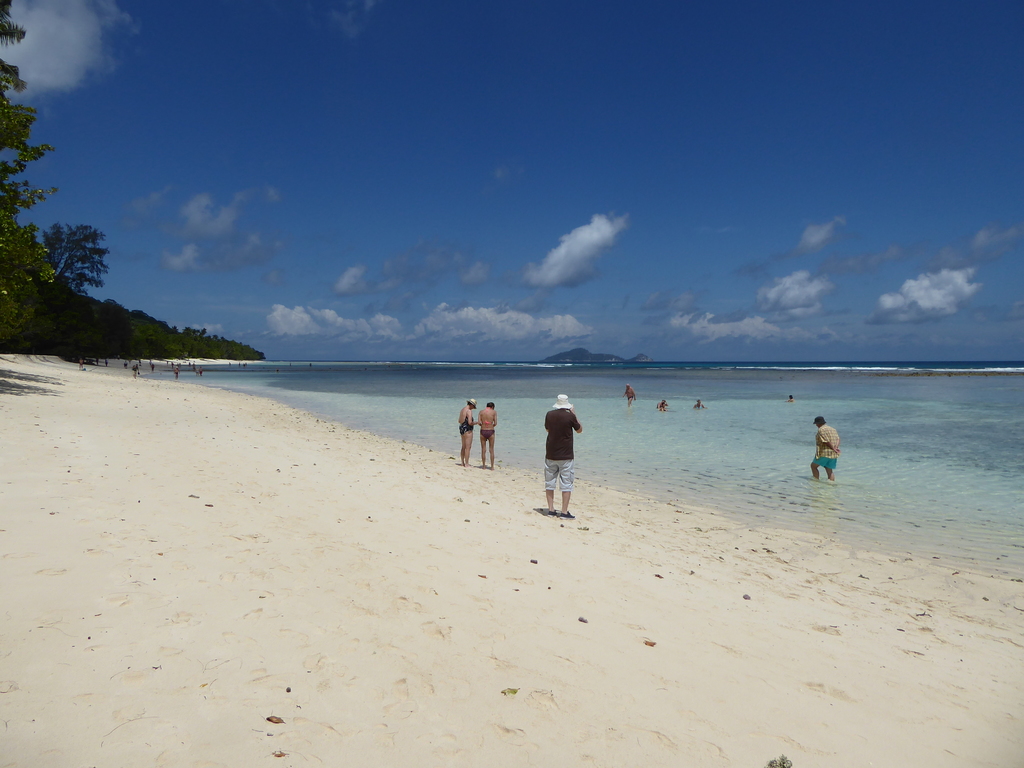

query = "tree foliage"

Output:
[[0, 1, 27, 93], [0, 80, 56, 340], [42, 223, 110, 293], [2, 280, 264, 360]]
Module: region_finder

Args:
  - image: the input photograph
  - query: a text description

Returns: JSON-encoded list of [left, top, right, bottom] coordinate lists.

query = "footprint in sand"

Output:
[[525, 690, 558, 711], [35, 568, 67, 576], [804, 681, 856, 702], [421, 621, 451, 640]]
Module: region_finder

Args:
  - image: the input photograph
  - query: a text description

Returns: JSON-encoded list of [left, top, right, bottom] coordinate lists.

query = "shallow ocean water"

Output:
[[192, 361, 1024, 574]]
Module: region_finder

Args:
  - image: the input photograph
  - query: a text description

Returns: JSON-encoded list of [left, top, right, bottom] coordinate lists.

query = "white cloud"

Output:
[[333, 265, 371, 295], [670, 312, 807, 342], [8, 0, 132, 95], [868, 268, 981, 324], [331, 0, 382, 39], [757, 270, 834, 318], [794, 216, 846, 255], [155, 189, 280, 271], [160, 244, 201, 272], [523, 214, 629, 289], [267, 305, 402, 340], [414, 304, 591, 343], [179, 192, 244, 239]]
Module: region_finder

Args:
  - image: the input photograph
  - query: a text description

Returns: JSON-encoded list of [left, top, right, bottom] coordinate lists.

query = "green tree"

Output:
[[0, 80, 56, 340], [42, 224, 110, 294], [0, 1, 27, 93]]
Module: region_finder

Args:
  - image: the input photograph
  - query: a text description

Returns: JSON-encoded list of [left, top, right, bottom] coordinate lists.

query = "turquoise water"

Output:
[[191, 362, 1024, 574]]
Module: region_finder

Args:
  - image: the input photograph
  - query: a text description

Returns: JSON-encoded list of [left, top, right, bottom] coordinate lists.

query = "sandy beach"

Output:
[[2, 355, 1022, 768]]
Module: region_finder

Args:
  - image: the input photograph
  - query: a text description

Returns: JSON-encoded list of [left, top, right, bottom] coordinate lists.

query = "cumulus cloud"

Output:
[[670, 312, 809, 342], [178, 193, 244, 239], [152, 189, 281, 271], [330, 0, 382, 38], [868, 268, 981, 324], [160, 244, 200, 272], [267, 305, 402, 339], [792, 216, 846, 256], [333, 265, 371, 295], [756, 270, 834, 318], [523, 214, 629, 289], [640, 290, 696, 312], [414, 304, 591, 343], [333, 244, 488, 296], [931, 221, 1024, 270], [8, 0, 132, 95]]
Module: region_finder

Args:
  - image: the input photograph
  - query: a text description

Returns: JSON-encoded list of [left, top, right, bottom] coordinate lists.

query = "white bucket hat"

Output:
[[553, 394, 573, 409]]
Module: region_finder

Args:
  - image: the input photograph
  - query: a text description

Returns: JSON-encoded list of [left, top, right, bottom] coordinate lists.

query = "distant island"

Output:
[[540, 348, 654, 363]]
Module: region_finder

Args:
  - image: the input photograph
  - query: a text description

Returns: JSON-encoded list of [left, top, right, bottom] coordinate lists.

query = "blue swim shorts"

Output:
[[812, 456, 837, 470]]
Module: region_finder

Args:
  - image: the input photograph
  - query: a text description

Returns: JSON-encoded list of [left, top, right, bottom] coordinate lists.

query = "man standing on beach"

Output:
[[544, 394, 583, 518], [811, 416, 841, 481]]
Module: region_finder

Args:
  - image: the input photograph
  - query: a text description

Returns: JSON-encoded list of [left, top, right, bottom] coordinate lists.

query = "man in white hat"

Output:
[[544, 394, 583, 518]]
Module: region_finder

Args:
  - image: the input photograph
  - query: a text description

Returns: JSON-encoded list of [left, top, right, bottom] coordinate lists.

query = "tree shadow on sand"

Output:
[[0, 367, 63, 397]]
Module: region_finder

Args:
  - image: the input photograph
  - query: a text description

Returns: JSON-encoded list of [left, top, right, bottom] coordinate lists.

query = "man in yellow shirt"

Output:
[[811, 416, 841, 481]]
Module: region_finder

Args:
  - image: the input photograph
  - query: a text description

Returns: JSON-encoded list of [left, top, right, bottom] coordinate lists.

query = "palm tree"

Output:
[[0, 0, 27, 93]]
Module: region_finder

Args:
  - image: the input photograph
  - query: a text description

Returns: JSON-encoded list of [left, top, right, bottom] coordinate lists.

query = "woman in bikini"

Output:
[[478, 402, 497, 470], [458, 399, 477, 467]]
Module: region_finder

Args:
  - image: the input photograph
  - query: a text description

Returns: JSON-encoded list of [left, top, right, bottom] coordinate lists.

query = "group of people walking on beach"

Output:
[[458, 384, 841, 522]]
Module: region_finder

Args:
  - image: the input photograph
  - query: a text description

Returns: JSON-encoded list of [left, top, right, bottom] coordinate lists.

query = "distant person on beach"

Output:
[[693, 399, 706, 409], [657, 400, 668, 411], [458, 399, 477, 468], [787, 395, 795, 403], [478, 402, 497, 470], [811, 416, 841, 481], [544, 394, 583, 518], [623, 384, 636, 406]]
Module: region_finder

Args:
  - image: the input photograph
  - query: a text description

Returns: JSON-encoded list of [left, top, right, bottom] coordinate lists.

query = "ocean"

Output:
[[188, 361, 1024, 575]]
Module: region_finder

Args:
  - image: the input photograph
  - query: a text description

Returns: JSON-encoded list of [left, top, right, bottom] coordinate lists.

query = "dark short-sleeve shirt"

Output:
[[545, 408, 581, 461]]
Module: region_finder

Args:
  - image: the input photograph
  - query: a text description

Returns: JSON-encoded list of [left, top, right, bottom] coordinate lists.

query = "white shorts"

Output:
[[544, 458, 575, 492]]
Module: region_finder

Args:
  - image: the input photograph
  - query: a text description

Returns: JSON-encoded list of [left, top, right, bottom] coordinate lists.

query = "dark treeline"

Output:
[[0, 276, 264, 360]]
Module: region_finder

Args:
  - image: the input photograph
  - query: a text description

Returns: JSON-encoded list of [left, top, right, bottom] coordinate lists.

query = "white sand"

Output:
[[2, 355, 1022, 768]]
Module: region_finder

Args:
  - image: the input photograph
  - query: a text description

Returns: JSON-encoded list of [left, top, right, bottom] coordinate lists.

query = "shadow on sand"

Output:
[[0, 366, 63, 397]]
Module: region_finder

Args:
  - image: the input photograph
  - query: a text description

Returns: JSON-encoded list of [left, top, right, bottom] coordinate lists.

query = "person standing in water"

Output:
[[811, 416, 841, 481], [693, 399, 706, 409], [457, 399, 477, 468], [623, 384, 636, 406], [478, 402, 497, 470]]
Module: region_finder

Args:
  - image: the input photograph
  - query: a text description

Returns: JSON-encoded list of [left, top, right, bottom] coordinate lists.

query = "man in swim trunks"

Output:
[[544, 394, 583, 518], [811, 416, 841, 481], [623, 384, 636, 406], [478, 402, 497, 470]]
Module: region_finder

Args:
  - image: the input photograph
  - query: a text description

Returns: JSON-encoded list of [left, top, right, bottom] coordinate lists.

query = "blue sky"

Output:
[[9, 0, 1024, 360]]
